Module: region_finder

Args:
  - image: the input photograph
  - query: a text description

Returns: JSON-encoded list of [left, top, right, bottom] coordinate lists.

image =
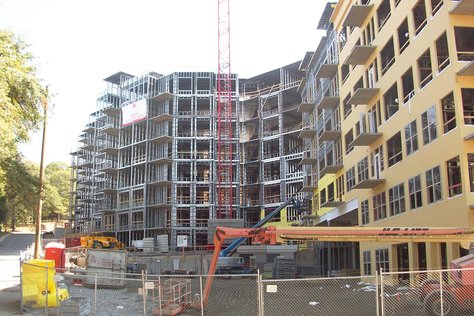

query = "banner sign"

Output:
[[122, 98, 147, 126]]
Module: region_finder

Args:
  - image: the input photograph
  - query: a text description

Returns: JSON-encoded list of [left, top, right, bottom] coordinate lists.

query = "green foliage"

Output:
[[0, 30, 46, 193]]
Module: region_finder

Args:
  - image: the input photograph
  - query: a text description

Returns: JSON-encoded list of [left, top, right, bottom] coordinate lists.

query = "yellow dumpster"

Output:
[[21, 259, 69, 308]]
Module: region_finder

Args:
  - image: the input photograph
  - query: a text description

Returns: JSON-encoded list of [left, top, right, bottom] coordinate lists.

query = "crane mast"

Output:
[[216, 0, 233, 219]]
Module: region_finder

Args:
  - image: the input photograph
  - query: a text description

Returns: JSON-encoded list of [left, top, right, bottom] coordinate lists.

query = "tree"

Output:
[[0, 156, 38, 231], [0, 30, 46, 192]]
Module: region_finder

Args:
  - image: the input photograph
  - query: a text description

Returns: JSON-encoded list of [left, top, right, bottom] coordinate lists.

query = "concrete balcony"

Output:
[[151, 91, 174, 102], [300, 185, 318, 193], [298, 128, 317, 139], [299, 157, 317, 166], [353, 132, 382, 146], [297, 102, 315, 113], [318, 96, 340, 109], [316, 63, 338, 79], [343, 4, 373, 28], [353, 178, 385, 189], [320, 199, 345, 208], [348, 88, 379, 105], [150, 113, 173, 123], [457, 60, 474, 76], [344, 45, 376, 65], [102, 105, 121, 116], [319, 164, 343, 178], [450, 0, 474, 15]]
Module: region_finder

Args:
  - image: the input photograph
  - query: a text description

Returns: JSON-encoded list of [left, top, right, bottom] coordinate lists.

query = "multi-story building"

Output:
[[301, 0, 474, 276], [70, 65, 307, 248]]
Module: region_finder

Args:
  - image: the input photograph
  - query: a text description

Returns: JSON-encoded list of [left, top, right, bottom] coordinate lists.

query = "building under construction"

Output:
[[70, 66, 308, 248]]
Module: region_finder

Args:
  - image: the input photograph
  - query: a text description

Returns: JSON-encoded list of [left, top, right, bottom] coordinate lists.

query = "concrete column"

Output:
[[426, 242, 441, 270]]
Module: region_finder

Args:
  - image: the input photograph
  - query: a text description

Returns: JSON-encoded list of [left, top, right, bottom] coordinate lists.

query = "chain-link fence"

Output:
[[380, 267, 474, 316], [19, 259, 474, 316], [261, 275, 379, 316]]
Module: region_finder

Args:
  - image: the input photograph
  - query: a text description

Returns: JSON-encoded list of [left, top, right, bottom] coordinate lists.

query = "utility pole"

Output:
[[34, 87, 48, 259]]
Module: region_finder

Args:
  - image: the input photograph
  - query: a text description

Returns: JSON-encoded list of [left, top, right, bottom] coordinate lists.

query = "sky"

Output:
[[0, 0, 327, 165]]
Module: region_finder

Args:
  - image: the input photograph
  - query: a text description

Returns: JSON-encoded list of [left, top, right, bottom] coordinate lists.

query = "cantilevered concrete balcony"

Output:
[[151, 91, 174, 102], [348, 88, 379, 105], [102, 105, 121, 116], [320, 199, 345, 208], [457, 60, 474, 76], [342, 4, 373, 28], [319, 164, 343, 178], [353, 178, 385, 189], [299, 157, 317, 166], [301, 185, 318, 193], [98, 162, 118, 174], [299, 127, 317, 139], [318, 96, 340, 109], [149, 156, 173, 165], [297, 102, 315, 113], [150, 135, 173, 144], [353, 132, 382, 146], [100, 124, 120, 136], [82, 123, 95, 133], [344, 45, 376, 65], [450, 0, 474, 15], [316, 63, 338, 79], [98, 145, 118, 155], [151, 113, 173, 123], [319, 130, 341, 142]]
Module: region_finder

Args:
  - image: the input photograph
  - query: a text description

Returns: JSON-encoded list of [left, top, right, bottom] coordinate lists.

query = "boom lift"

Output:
[[216, 198, 300, 274], [199, 225, 474, 306]]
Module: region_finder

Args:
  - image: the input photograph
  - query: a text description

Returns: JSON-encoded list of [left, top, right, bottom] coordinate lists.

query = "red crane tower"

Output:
[[216, 0, 233, 219]]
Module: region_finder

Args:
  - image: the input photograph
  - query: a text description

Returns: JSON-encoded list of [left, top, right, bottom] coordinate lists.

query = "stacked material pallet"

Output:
[[59, 297, 90, 316], [273, 257, 295, 279]]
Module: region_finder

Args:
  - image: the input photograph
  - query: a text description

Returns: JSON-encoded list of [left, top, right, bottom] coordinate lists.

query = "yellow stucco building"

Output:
[[299, 0, 474, 276]]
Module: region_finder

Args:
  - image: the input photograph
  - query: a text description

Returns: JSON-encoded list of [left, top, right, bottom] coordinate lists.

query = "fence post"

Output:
[[158, 275, 162, 316], [258, 270, 264, 316], [375, 270, 379, 316], [45, 264, 48, 316], [142, 270, 146, 316], [94, 273, 98, 314], [439, 271, 444, 316], [200, 275, 204, 316], [19, 259, 23, 314], [379, 268, 384, 316]]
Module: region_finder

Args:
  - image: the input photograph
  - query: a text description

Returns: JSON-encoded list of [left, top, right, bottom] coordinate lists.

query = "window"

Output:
[[405, 120, 418, 156], [426, 166, 442, 204], [358, 157, 369, 182], [345, 130, 354, 155], [397, 19, 410, 54], [373, 192, 387, 221], [454, 27, 474, 62], [408, 175, 422, 209], [384, 83, 399, 120], [377, 0, 391, 31], [441, 92, 456, 134], [413, 0, 427, 35], [387, 132, 402, 167], [336, 174, 345, 201], [376, 248, 389, 272], [363, 250, 371, 275], [339, 27, 348, 51], [402, 68, 415, 104], [341, 64, 350, 83], [462, 88, 474, 125], [346, 167, 356, 192], [447, 156, 462, 197], [361, 200, 369, 225], [468, 154, 474, 193], [343, 94, 352, 118], [370, 145, 384, 178], [367, 59, 378, 88], [421, 106, 438, 145], [431, 0, 443, 16], [436, 32, 449, 72], [381, 38, 395, 75], [389, 183, 406, 216], [418, 49, 432, 88]]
